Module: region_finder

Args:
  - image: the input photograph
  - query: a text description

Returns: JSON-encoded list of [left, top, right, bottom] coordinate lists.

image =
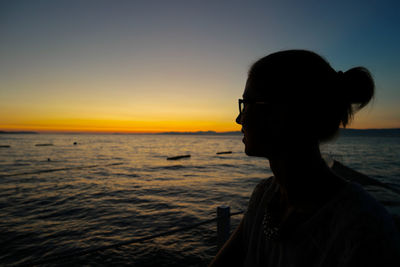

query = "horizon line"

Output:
[[1, 128, 400, 135]]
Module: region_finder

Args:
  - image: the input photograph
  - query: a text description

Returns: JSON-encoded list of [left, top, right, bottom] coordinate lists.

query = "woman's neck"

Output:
[[268, 143, 346, 212]]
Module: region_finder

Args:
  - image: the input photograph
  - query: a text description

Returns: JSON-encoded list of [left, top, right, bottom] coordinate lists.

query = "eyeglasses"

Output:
[[238, 98, 268, 116]]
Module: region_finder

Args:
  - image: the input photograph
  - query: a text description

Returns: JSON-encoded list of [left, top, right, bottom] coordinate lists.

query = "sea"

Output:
[[0, 133, 399, 266]]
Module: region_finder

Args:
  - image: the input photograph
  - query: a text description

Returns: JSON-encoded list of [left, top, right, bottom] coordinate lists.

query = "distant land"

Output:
[[0, 131, 38, 134], [157, 131, 241, 135], [0, 129, 399, 136], [159, 128, 400, 137], [110, 131, 241, 135]]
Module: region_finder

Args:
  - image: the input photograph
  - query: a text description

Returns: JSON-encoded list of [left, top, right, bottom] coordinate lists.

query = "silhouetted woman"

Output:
[[210, 50, 400, 266]]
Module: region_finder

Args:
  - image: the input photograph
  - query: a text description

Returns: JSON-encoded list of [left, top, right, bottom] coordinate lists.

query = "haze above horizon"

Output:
[[1, 0, 399, 133]]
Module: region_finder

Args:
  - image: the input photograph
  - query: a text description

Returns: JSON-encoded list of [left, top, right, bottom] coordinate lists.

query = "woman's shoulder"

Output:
[[247, 176, 276, 213], [253, 176, 275, 194], [330, 182, 399, 241], [340, 182, 394, 222], [330, 183, 400, 265]]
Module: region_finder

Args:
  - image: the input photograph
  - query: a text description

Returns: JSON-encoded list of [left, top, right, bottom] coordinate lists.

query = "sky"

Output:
[[1, 0, 399, 133]]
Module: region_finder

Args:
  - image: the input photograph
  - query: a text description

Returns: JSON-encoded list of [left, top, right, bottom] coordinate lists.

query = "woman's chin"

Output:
[[245, 145, 269, 158], [245, 146, 258, 156]]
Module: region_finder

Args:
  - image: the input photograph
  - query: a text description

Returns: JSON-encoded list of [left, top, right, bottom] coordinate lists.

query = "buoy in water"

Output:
[[167, 154, 191, 160], [35, 144, 53, 146], [216, 151, 232, 155]]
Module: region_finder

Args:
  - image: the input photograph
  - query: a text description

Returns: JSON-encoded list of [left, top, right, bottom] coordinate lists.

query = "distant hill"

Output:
[[157, 129, 400, 137], [0, 131, 38, 134], [158, 131, 241, 135], [0, 129, 398, 136]]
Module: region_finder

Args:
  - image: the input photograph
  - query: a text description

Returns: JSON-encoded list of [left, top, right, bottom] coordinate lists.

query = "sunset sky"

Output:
[[1, 0, 399, 133]]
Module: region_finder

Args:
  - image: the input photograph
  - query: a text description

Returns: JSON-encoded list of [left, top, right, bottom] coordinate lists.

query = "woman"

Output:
[[210, 50, 400, 266]]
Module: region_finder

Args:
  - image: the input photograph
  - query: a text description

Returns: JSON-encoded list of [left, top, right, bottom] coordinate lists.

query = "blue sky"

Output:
[[0, 0, 399, 132]]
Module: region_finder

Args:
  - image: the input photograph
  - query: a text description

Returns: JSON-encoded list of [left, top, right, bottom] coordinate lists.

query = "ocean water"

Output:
[[0, 134, 399, 266]]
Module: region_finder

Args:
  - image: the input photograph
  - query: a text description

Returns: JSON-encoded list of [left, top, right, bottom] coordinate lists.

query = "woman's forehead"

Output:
[[243, 78, 267, 99]]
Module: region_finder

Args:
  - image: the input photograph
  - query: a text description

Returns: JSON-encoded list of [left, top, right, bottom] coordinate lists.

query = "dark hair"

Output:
[[248, 50, 374, 141]]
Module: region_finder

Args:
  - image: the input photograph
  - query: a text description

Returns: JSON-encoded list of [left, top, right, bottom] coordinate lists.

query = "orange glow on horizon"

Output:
[[0, 118, 241, 134], [1, 120, 397, 134], [0, 105, 397, 134]]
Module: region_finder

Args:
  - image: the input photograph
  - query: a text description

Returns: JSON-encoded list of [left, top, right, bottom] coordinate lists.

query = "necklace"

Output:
[[262, 208, 281, 241], [262, 193, 282, 241]]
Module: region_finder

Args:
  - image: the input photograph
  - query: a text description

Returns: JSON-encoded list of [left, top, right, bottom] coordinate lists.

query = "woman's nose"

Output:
[[236, 113, 242, 125]]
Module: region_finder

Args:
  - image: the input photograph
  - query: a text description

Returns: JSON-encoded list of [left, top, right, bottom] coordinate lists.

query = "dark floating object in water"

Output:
[[73, 142, 77, 145], [167, 154, 191, 160], [35, 144, 53, 146], [47, 158, 51, 162], [216, 151, 232, 155], [0, 145, 10, 148]]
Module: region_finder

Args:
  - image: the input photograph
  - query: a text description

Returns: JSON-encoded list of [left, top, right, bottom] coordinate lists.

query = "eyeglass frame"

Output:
[[238, 98, 269, 116]]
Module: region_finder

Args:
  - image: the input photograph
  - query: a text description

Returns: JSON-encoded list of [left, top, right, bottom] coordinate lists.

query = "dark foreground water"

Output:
[[0, 134, 399, 266]]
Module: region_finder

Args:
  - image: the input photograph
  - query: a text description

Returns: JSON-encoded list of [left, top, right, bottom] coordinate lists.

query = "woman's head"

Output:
[[237, 50, 374, 157]]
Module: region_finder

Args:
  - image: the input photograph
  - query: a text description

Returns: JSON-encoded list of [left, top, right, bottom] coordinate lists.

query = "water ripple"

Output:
[[0, 134, 398, 266]]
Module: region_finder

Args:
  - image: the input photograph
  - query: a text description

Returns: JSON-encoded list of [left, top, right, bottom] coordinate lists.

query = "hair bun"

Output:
[[340, 67, 374, 110]]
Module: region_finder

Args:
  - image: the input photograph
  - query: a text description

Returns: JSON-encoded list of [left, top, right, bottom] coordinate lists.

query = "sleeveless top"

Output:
[[242, 177, 400, 267]]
